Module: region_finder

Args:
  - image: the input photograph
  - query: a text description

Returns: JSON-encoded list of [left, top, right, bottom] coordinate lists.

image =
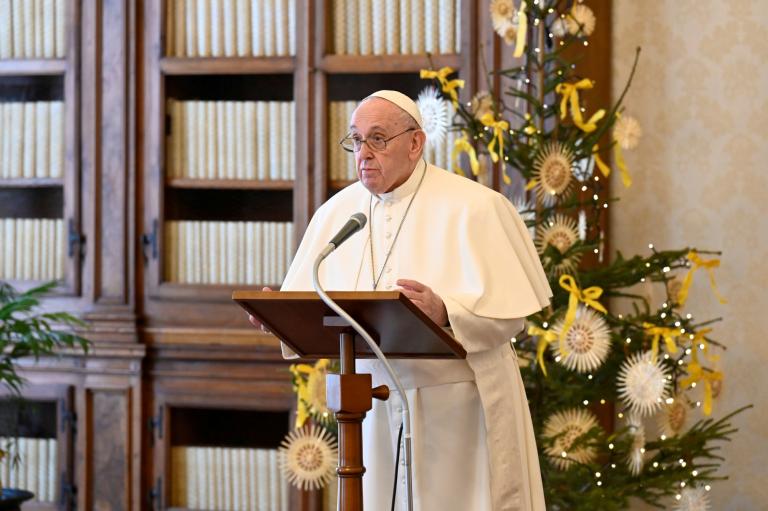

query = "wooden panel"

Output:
[[85, 389, 131, 511], [160, 56, 295, 75], [0, 59, 67, 76]]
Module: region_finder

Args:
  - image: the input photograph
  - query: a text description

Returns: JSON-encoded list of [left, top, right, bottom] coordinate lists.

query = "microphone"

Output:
[[318, 212, 367, 260]]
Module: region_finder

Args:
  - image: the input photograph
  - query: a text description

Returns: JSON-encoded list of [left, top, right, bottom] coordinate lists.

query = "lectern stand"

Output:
[[233, 291, 466, 511]]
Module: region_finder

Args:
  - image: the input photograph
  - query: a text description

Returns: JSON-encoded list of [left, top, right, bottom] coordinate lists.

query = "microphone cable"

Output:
[[390, 421, 404, 511]]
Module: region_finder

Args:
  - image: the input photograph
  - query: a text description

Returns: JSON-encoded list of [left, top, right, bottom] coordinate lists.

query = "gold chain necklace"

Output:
[[369, 160, 427, 290]]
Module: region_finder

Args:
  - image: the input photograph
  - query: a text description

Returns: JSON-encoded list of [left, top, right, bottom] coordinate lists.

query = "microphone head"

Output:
[[351, 212, 367, 229]]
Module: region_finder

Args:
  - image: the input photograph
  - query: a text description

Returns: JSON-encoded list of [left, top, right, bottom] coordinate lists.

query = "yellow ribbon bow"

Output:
[[555, 79, 606, 133], [451, 133, 480, 176], [479, 112, 512, 184], [513, 1, 528, 58], [642, 323, 679, 363], [289, 359, 330, 428], [680, 350, 723, 416], [420, 67, 465, 107], [558, 274, 608, 355], [691, 328, 720, 363], [593, 143, 632, 188], [677, 251, 727, 306], [528, 325, 559, 377]]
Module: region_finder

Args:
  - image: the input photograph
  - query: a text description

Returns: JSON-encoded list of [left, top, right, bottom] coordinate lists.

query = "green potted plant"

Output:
[[0, 281, 89, 510]]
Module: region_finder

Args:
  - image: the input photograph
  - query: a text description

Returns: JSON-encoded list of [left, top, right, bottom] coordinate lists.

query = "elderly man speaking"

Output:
[[260, 90, 551, 510]]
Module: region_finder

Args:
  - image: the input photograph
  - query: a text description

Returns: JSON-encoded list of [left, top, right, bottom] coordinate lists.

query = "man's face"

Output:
[[349, 99, 422, 195]]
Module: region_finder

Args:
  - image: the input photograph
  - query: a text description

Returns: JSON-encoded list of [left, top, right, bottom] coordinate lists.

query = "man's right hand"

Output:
[[248, 287, 273, 333]]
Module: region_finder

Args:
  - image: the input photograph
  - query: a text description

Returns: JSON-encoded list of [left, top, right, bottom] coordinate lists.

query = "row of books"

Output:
[[166, 99, 295, 181], [0, 0, 67, 59], [331, 0, 461, 56], [164, 221, 294, 286], [327, 101, 357, 181], [165, 0, 296, 58], [0, 218, 64, 281], [0, 101, 65, 179], [170, 446, 289, 511], [0, 437, 57, 503]]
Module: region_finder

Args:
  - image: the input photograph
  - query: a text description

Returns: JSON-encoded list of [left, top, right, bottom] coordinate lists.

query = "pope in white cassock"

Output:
[[252, 90, 552, 510]]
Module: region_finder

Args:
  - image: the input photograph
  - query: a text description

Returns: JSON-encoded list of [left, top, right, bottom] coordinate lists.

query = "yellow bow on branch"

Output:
[[677, 251, 727, 306], [528, 325, 559, 377], [691, 328, 720, 364], [593, 143, 632, 188], [642, 323, 679, 363], [681, 349, 723, 416], [420, 66, 465, 107], [480, 112, 512, 184], [555, 79, 606, 133], [289, 359, 330, 428], [557, 275, 607, 356], [452, 133, 480, 177]]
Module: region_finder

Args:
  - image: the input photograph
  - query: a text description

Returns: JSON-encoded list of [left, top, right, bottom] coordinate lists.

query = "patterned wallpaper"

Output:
[[611, 1, 768, 509]]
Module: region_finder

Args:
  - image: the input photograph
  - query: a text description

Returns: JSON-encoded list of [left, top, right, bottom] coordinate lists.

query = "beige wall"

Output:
[[611, 1, 768, 509]]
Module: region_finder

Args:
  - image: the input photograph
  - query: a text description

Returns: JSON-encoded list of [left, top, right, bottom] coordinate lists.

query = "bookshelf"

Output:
[[0, 384, 75, 510], [0, 0, 82, 295]]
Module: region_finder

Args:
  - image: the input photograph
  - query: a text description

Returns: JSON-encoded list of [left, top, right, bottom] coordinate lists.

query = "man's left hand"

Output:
[[396, 279, 449, 326]]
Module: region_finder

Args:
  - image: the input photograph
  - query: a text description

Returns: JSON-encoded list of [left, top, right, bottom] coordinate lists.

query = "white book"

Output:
[[34, 0, 43, 58], [212, 447, 224, 510], [256, 449, 269, 509], [235, 102, 246, 179], [183, 102, 196, 178], [454, 0, 460, 52], [384, 0, 399, 54], [358, 0, 372, 55], [185, 447, 198, 509], [54, 0, 65, 57], [237, 221, 246, 283], [244, 221, 255, 284], [288, 101, 295, 179], [11, 0, 23, 58], [225, 222, 236, 283], [222, 0, 236, 56], [256, 102, 268, 180], [263, 0, 275, 56], [438, 0, 454, 54], [207, 221, 218, 283], [17, 437, 28, 489], [424, 0, 439, 53], [224, 101, 236, 179], [411, 0, 425, 53], [174, 0, 186, 57], [332, 0, 346, 54], [210, 0, 223, 56], [13, 218, 22, 279], [206, 101, 217, 179], [246, 448, 257, 509], [231, 448, 242, 511], [54, 219, 64, 278], [22, 102, 36, 178], [46, 219, 57, 279], [222, 448, 233, 511], [0, 104, 6, 178], [22, 0, 34, 57], [250, 0, 263, 56], [274, 0, 288, 56], [185, 0, 198, 57], [268, 102, 280, 180], [37, 437, 48, 502], [288, 0, 296, 55], [344, 0, 359, 54], [216, 101, 226, 179], [9, 103, 24, 179], [346, 102, 357, 180], [270, 222, 279, 285], [196, 0, 211, 57], [254, 222, 264, 285], [31, 218, 41, 280], [180, 221, 191, 283], [49, 101, 64, 178], [8, 436, 18, 488], [197, 101, 208, 179], [0, 437, 7, 489], [46, 1, 59, 58], [276, 222, 286, 284], [169, 100, 182, 178], [22, 218, 33, 279], [328, 102, 338, 180], [200, 220, 210, 284], [286, 222, 294, 266], [244, 102, 256, 180], [269, 449, 280, 510], [217, 222, 227, 283], [35, 102, 50, 178], [48, 439, 56, 501], [279, 102, 290, 180], [195, 221, 204, 283], [399, 0, 411, 54], [372, 0, 385, 55], [0, 0, 12, 59], [197, 448, 209, 509], [235, 0, 251, 56]]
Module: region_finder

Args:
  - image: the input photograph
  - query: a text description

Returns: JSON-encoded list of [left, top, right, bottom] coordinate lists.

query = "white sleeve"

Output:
[[443, 295, 525, 353]]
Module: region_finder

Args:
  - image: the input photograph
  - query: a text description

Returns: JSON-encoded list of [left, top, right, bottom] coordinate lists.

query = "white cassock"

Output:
[[281, 160, 552, 511]]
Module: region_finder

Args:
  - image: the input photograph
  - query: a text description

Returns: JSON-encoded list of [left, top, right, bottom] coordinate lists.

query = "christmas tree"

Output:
[[416, 1, 749, 509]]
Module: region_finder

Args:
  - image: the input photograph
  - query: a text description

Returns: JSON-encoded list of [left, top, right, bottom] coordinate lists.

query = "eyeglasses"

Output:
[[339, 127, 418, 153]]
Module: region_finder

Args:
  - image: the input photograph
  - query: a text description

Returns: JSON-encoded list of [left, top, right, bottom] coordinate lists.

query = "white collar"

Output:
[[373, 159, 427, 203]]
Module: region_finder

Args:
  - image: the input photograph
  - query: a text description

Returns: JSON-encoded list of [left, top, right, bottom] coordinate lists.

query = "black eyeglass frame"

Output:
[[339, 127, 419, 153]]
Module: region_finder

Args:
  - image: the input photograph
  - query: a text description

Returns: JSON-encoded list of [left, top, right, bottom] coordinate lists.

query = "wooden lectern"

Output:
[[233, 291, 466, 511]]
